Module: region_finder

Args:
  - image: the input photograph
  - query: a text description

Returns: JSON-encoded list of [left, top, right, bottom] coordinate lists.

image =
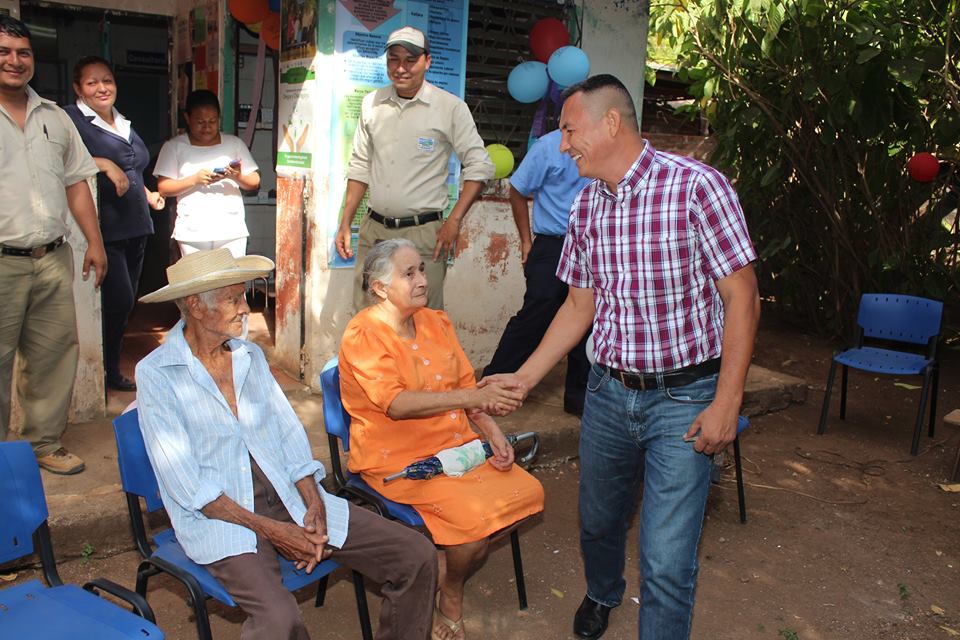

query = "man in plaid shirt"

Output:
[[482, 75, 760, 639]]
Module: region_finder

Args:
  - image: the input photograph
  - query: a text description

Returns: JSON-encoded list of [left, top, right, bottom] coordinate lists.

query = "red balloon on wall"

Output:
[[530, 18, 569, 63], [228, 0, 270, 26], [907, 152, 939, 182], [260, 11, 281, 51]]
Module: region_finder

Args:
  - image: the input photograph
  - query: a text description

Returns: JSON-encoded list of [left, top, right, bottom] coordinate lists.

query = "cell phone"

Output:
[[213, 167, 227, 174], [228, 159, 241, 168]]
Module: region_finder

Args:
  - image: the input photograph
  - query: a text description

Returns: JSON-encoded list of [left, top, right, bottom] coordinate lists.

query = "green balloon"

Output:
[[486, 143, 515, 179]]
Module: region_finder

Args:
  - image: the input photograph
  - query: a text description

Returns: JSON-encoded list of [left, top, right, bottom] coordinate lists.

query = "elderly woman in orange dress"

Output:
[[339, 238, 545, 640]]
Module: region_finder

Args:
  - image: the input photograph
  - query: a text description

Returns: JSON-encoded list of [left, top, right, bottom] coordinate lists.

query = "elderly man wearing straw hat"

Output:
[[136, 249, 438, 639]]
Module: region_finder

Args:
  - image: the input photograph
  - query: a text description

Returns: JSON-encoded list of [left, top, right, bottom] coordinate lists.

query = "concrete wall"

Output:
[[579, 0, 650, 121]]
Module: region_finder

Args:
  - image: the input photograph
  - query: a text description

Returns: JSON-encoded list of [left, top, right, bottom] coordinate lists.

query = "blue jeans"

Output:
[[579, 363, 716, 639]]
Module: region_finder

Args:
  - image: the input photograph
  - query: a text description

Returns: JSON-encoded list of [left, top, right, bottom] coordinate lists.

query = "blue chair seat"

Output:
[[834, 346, 931, 376], [345, 473, 424, 527], [0, 580, 162, 639]]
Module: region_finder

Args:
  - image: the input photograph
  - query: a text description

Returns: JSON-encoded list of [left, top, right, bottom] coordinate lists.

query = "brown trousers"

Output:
[[206, 460, 437, 640]]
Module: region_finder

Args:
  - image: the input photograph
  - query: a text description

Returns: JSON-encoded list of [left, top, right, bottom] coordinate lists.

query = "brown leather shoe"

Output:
[[36, 448, 85, 475]]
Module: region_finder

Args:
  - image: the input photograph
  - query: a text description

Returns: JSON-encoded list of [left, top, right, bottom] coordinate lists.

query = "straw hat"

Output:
[[139, 248, 274, 304]]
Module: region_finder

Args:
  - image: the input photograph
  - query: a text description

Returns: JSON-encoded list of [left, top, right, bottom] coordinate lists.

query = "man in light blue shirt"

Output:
[[136, 248, 437, 639], [483, 128, 592, 415]]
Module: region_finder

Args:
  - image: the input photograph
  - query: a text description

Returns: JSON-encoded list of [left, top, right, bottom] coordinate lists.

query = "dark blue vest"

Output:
[[64, 104, 154, 243]]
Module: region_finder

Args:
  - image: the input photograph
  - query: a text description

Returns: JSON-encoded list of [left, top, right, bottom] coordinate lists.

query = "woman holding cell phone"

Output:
[[154, 90, 260, 258]]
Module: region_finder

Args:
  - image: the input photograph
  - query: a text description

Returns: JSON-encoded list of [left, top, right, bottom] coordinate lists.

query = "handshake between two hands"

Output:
[[473, 373, 529, 417]]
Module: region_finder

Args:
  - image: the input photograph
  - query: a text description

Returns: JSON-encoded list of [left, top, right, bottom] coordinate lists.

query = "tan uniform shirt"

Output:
[[0, 86, 98, 247], [346, 81, 494, 217]]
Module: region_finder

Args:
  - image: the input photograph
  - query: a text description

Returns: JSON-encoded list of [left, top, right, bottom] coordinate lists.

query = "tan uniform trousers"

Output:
[[0, 244, 78, 457], [353, 215, 446, 312]]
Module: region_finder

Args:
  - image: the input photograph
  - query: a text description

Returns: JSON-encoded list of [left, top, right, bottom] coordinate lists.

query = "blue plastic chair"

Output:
[[320, 357, 532, 609], [0, 440, 164, 639], [111, 409, 373, 640], [817, 294, 943, 455]]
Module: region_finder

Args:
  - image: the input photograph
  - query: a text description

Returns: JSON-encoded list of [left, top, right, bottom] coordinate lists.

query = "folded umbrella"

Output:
[[382, 431, 540, 484]]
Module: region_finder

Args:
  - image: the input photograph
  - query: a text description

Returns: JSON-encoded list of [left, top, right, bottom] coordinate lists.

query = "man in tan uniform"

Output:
[[0, 17, 107, 475], [334, 26, 494, 310]]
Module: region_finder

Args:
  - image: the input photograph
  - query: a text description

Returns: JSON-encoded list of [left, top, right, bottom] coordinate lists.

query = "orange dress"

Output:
[[339, 307, 544, 545]]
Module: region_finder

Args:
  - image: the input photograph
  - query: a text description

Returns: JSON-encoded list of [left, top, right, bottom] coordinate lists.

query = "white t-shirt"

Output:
[[154, 133, 258, 242]]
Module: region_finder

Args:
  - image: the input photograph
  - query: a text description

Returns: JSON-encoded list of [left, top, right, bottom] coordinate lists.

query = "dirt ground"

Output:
[[6, 318, 960, 639]]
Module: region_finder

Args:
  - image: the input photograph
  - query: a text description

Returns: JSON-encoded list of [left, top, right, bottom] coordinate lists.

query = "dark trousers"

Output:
[[101, 235, 148, 379], [483, 235, 589, 412], [206, 460, 437, 640]]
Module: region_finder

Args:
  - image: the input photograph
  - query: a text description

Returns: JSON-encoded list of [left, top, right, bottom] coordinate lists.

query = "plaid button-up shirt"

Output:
[[557, 141, 756, 373]]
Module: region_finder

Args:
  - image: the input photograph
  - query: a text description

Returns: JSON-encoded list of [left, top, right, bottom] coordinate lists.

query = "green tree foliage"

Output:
[[649, 0, 959, 336]]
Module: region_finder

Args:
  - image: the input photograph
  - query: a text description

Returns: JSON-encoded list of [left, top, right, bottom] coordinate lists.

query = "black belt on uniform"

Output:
[[1, 236, 65, 258], [368, 210, 442, 229], [606, 358, 721, 391]]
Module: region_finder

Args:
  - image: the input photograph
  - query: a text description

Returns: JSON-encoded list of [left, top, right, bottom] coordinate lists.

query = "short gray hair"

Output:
[[174, 289, 222, 319], [362, 238, 417, 302]]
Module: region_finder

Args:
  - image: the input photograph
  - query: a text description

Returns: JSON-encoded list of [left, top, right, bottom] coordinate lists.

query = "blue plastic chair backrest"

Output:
[[0, 441, 48, 563], [112, 409, 165, 512], [857, 294, 943, 345], [320, 357, 352, 453]]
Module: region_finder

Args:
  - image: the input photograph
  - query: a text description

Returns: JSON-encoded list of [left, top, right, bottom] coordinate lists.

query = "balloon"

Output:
[[228, 0, 269, 25], [268, 0, 280, 11], [486, 143, 515, 179], [547, 46, 590, 88], [507, 61, 549, 103], [907, 152, 939, 182], [530, 17, 569, 63], [260, 11, 281, 50]]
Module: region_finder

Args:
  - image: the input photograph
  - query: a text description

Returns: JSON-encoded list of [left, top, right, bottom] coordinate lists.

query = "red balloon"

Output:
[[228, 0, 269, 26], [907, 152, 939, 182], [260, 11, 280, 51], [530, 18, 569, 64]]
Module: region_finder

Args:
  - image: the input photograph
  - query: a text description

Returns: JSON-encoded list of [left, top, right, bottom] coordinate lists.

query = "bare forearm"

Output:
[[93, 157, 117, 174], [448, 180, 484, 224], [295, 474, 324, 510], [714, 266, 761, 409], [65, 181, 104, 247], [339, 180, 368, 232], [509, 187, 532, 245], [157, 176, 196, 197], [387, 388, 484, 419], [237, 171, 260, 191], [201, 494, 275, 537], [516, 287, 595, 389]]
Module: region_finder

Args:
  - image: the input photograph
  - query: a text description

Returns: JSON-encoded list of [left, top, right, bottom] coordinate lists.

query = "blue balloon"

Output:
[[269, 0, 280, 12], [547, 46, 590, 88], [507, 61, 549, 104]]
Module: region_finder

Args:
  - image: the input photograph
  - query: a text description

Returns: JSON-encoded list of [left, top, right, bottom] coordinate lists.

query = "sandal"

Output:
[[432, 594, 464, 640]]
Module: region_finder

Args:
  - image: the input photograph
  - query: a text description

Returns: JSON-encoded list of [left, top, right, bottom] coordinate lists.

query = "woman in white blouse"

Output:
[[154, 90, 260, 258]]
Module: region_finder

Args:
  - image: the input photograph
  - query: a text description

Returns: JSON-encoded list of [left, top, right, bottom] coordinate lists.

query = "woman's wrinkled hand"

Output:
[[486, 427, 514, 471], [473, 379, 525, 415]]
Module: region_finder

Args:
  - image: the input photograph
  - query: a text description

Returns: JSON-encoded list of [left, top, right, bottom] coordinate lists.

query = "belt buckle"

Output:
[[390, 217, 401, 229], [31, 245, 47, 258]]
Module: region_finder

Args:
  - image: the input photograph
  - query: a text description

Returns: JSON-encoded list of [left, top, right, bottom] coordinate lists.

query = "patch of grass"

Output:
[[80, 543, 95, 565], [898, 582, 911, 600], [778, 629, 799, 640], [757, 623, 766, 632]]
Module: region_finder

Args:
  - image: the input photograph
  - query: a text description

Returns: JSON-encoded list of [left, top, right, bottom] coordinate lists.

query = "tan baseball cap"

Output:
[[385, 26, 429, 56]]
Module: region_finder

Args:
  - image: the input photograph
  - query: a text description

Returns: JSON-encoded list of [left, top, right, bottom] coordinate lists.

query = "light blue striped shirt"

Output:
[[135, 320, 349, 565]]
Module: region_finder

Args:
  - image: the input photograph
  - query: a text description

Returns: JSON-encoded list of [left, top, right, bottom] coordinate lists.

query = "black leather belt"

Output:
[[369, 210, 442, 229], [607, 358, 721, 391], [1, 236, 65, 258]]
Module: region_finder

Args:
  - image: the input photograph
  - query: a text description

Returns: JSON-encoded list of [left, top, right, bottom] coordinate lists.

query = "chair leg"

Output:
[[928, 364, 940, 438], [314, 573, 329, 608], [733, 436, 746, 524], [839, 365, 849, 420], [911, 367, 934, 456], [352, 571, 373, 640], [818, 360, 838, 435], [509, 530, 527, 610]]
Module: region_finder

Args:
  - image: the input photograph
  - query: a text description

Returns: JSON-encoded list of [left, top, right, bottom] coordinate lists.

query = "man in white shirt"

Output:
[[0, 17, 107, 475]]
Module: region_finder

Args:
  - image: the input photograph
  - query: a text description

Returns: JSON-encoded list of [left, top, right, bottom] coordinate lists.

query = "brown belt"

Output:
[[1, 236, 65, 258], [607, 358, 721, 391]]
